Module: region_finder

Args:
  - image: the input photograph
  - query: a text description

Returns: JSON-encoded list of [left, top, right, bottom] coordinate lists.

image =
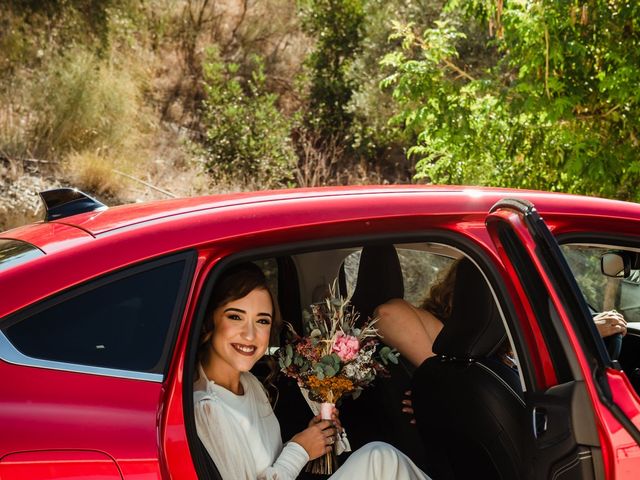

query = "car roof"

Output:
[[2, 185, 639, 251], [2, 185, 639, 320]]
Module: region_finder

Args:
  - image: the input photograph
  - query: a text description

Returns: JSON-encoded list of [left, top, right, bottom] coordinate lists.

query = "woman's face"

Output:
[[208, 287, 273, 374]]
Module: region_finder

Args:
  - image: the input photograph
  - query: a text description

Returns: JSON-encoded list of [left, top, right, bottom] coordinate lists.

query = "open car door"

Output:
[[485, 198, 640, 480]]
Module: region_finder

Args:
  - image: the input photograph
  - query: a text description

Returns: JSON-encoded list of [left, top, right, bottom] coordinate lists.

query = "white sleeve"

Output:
[[194, 391, 257, 480], [258, 441, 309, 480]]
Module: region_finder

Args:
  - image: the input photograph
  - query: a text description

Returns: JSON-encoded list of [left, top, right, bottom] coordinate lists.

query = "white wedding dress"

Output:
[[194, 369, 431, 480]]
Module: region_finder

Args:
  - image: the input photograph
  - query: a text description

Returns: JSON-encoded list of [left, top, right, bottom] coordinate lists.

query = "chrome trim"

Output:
[[0, 331, 163, 383]]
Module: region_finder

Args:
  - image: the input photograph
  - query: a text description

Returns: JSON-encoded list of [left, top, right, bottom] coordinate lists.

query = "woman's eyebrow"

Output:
[[224, 307, 246, 314], [257, 312, 273, 318]]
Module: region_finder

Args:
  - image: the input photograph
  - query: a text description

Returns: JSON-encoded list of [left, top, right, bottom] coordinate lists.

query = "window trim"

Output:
[[0, 250, 197, 382], [0, 331, 163, 382]]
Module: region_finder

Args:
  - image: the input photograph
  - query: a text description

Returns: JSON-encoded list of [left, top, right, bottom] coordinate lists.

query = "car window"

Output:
[[0, 239, 44, 272], [1, 252, 195, 375], [561, 244, 640, 323], [342, 245, 455, 306]]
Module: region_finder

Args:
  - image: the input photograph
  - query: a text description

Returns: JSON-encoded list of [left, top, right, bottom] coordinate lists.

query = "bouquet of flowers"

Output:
[[278, 284, 398, 474]]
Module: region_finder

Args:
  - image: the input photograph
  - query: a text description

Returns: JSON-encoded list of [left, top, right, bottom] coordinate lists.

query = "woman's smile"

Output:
[[231, 343, 258, 355]]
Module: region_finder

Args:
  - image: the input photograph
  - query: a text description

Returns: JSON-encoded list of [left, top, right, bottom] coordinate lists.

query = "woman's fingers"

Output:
[[403, 389, 416, 422], [402, 396, 414, 414], [322, 427, 337, 438], [308, 414, 322, 427]]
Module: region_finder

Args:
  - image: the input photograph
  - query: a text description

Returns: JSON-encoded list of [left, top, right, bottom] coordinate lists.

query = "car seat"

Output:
[[411, 258, 526, 479], [339, 244, 428, 470]]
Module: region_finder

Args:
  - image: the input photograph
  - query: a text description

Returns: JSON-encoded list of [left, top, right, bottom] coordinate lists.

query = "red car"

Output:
[[1, 186, 640, 479]]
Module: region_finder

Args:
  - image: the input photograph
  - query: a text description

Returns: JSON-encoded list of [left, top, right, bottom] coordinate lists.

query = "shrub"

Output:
[[299, 0, 365, 142], [200, 47, 296, 189]]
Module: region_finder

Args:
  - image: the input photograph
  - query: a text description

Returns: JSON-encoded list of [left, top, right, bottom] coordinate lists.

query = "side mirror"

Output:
[[601, 252, 631, 278]]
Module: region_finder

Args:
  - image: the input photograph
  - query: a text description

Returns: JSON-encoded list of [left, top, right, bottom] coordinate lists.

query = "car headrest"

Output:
[[349, 245, 404, 324], [432, 258, 506, 358]]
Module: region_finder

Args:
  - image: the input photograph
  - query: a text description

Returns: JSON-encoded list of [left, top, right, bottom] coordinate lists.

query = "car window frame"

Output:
[[182, 229, 540, 479], [0, 249, 197, 382]]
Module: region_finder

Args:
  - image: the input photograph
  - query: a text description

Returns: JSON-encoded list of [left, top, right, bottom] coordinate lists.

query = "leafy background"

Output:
[[1, 0, 639, 230]]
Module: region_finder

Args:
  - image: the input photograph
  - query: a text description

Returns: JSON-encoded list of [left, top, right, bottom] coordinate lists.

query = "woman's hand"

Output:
[[291, 420, 337, 460], [593, 310, 627, 337], [402, 390, 416, 425], [308, 406, 343, 432]]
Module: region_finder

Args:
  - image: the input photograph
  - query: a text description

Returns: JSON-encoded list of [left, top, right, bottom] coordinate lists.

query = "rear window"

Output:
[[0, 239, 43, 272], [1, 251, 195, 375]]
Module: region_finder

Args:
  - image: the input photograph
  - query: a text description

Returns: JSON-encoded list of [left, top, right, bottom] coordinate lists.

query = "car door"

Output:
[[485, 198, 640, 480]]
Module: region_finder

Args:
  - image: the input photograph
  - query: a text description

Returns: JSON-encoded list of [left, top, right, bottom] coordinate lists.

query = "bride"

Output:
[[193, 262, 431, 480]]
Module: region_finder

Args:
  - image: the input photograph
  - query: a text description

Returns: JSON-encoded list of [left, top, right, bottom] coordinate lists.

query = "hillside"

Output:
[[2, 1, 639, 230]]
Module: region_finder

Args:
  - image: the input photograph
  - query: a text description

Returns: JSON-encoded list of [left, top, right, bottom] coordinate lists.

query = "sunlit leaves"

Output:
[[383, 0, 640, 201]]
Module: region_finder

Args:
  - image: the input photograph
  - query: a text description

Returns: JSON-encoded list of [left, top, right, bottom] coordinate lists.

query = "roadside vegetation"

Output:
[[1, 0, 639, 230]]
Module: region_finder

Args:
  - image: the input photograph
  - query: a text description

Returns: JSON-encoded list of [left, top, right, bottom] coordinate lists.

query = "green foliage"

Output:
[[378, 345, 399, 365], [346, 0, 443, 165], [200, 47, 296, 189], [299, 0, 365, 141], [383, 1, 640, 201]]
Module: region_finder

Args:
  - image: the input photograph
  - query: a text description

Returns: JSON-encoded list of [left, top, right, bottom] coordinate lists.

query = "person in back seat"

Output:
[[376, 258, 517, 370]]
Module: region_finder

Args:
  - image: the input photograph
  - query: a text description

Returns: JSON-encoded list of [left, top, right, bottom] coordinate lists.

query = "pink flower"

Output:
[[332, 333, 360, 362]]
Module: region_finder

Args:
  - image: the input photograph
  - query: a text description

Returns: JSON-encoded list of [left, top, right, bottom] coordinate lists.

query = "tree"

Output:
[[201, 47, 296, 189], [383, 0, 640, 201], [299, 0, 365, 142]]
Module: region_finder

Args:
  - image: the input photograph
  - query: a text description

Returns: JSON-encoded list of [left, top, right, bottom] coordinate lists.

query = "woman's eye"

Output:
[[257, 318, 271, 325], [228, 314, 241, 320]]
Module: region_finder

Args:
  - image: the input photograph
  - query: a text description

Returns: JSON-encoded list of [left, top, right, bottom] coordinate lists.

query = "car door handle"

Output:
[[532, 406, 548, 439]]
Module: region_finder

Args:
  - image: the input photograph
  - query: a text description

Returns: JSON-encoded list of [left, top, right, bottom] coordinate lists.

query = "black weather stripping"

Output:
[[39, 188, 107, 221]]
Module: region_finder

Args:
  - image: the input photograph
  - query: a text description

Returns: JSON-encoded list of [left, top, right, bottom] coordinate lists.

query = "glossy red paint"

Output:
[[486, 205, 640, 477], [602, 370, 640, 477], [0, 450, 122, 480], [2, 186, 640, 479], [0, 361, 163, 478]]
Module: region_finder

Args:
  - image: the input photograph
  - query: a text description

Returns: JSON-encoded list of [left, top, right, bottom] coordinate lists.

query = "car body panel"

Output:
[[0, 450, 123, 480], [3, 186, 640, 479], [0, 362, 162, 478], [486, 201, 640, 479]]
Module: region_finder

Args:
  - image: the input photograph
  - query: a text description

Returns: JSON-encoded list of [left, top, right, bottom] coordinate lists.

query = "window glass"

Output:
[[342, 245, 455, 306], [561, 244, 640, 323], [0, 239, 43, 272], [2, 254, 193, 373]]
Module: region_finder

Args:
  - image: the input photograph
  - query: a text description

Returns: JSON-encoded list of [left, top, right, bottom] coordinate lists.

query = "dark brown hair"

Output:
[[197, 262, 282, 402]]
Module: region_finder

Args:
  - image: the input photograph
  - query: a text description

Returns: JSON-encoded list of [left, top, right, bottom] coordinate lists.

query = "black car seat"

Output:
[[411, 258, 526, 479], [339, 244, 428, 470]]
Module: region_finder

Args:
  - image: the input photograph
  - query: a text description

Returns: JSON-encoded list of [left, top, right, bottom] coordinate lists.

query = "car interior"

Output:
[[561, 243, 640, 394], [188, 239, 533, 479], [189, 239, 640, 479]]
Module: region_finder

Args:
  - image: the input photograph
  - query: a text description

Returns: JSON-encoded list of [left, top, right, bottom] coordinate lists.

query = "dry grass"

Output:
[[63, 151, 128, 200], [0, 159, 59, 232]]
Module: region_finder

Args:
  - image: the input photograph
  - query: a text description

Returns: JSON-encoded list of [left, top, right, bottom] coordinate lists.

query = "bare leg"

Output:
[[375, 299, 444, 368]]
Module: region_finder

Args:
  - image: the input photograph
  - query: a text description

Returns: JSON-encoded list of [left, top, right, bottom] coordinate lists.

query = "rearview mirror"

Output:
[[601, 252, 631, 278]]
